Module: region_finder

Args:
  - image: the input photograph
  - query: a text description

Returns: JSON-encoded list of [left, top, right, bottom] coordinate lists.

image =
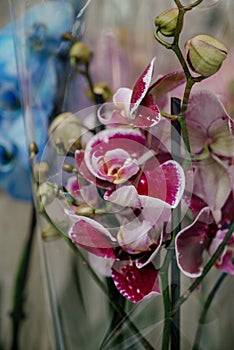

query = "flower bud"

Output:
[[87, 82, 113, 102], [38, 182, 55, 207], [33, 162, 49, 183], [28, 141, 38, 160], [49, 112, 82, 152], [69, 42, 92, 66], [41, 223, 60, 242], [75, 205, 94, 217], [185, 34, 227, 77], [155, 8, 179, 37]]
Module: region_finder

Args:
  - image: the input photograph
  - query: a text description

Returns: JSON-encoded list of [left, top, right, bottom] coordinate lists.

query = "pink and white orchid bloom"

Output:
[[67, 126, 185, 302], [185, 90, 234, 210], [98, 58, 161, 128], [175, 192, 234, 278], [66, 211, 161, 302], [97, 58, 186, 128]]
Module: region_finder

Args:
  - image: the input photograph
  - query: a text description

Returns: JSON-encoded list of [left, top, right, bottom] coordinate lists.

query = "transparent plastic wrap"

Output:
[[9, 1, 234, 349]]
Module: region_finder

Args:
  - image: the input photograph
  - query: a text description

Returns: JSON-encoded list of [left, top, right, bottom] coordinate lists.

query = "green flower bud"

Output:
[[75, 206, 94, 217], [38, 182, 55, 207], [155, 8, 179, 37], [49, 112, 82, 152], [87, 82, 113, 102], [185, 34, 227, 77], [28, 141, 38, 160], [41, 223, 60, 242], [33, 162, 49, 183], [69, 42, 92, 66]]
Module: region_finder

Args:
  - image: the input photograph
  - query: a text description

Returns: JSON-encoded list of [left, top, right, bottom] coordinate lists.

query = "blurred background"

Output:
[[0, 1, 51, 349]]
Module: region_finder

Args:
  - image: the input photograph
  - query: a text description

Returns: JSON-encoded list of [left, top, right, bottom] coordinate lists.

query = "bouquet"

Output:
[[9, 0, 234, 349]]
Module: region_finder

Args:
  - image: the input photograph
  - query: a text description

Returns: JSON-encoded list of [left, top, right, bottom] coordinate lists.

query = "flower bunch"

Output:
[[19, 0, 234, 349]]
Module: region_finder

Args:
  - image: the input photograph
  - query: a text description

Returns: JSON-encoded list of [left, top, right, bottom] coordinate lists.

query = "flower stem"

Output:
[[171, 220, 234, 316], [192, 272, 227, 350], [170, 98, 182, 350], [160, 248, 173, 350], [10, 206, 36, 350]]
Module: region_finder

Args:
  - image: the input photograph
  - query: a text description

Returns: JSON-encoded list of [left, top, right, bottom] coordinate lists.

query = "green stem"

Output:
[[170, 98, 182, 350], [160, 248, 173, 350], [184, 0, 204, 11], [10, 206, 36, 350], [171, 221, 234, 316], [192, 272, 227, 350], [174, 0, 204, 11]]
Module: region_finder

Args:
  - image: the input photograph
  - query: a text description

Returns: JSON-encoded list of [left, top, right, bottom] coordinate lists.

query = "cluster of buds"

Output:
[[155, 7, 227, 77]]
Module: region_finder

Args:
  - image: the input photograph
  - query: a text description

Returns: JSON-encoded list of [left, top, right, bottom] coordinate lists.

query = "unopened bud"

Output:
[[185, 34, 227, 77], [69, 42, 92, 66], [75, 205, 94, 217], [28, 141, 38, 160], [38, 182, 54, 207], [49, 112, 82, 152], [41, 223, 60, 242], [87, 82, 113, 102], [155, 8, 179, 37], [33, 162, 49, 183], [62, 163, 77, 173]]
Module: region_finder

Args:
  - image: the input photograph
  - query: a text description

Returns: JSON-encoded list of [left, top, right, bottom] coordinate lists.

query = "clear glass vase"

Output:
[[9, 1, 234, 349]]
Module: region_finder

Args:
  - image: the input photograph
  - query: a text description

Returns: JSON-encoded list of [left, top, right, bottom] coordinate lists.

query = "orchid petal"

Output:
[[175, 207, 214, 278], [136, 160, 185, 208], [136, 231, 163, 268], [117, 219, 153, 254], [160, 160, 185, 207], [130, 57, 156, 114], [185, 120, 207, 155], [75, 150, 114, 190], [97, 102, 130, 126], [209, 118, 234, 158], [113, 87, 132, 113], [139, 196, 171, 227], [133, 104, 161, 128], [68, 215, 117, 259], [193, 157, 231, 210], [104, 185, 141, 208], [88, 253, 114, 277], [112, 261, 161, 302], [186, 90, 229, 129], [215, 250, 234, 275], [149, 71, 186, 109]]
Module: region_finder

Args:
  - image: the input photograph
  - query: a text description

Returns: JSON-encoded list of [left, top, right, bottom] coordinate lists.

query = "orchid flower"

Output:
[[185, 90, 234, 210], [0, 2, 75, 200], [67, 126, 185, 302], [175, 192, 234, 278], [97, 58, 186, 128]]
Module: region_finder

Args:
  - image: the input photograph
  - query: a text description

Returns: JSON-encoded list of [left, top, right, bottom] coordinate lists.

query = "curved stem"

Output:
[[184, 0, 204, 11], [192, 272, 227, 350], [171, 220, 234, 316], [174, 0, 204, 11]]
